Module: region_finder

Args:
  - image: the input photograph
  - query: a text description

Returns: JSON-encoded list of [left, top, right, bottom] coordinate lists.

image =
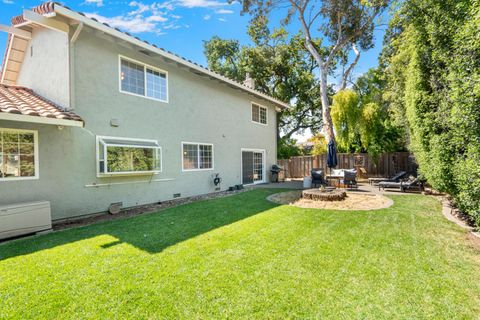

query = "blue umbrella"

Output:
[[327, 139, 337, 168]]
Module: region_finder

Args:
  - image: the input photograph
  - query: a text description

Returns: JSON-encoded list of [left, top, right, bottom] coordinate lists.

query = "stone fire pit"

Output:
[[302, 188, 347, 201]]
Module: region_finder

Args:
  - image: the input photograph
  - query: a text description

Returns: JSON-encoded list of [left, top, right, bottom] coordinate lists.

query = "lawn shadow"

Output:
[[0, 189, 281, 260]]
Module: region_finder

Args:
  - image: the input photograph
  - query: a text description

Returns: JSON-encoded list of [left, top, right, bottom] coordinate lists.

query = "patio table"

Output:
[[326, 175, 343, 188]]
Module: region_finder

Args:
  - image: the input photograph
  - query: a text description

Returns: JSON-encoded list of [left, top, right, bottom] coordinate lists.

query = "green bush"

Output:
[[383, 0, 480, 226]]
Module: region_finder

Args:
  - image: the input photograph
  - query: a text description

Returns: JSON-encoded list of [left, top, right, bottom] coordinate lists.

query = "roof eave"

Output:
[[0, 112, 84, 127], [51, 5, 290, 110]]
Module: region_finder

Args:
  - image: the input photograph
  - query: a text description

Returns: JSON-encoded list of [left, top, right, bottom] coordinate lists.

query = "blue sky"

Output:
[[0, 0, 387, 82]]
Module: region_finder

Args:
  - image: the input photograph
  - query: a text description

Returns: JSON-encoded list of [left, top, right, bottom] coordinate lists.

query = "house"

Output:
[[0, 2, 288, 222]]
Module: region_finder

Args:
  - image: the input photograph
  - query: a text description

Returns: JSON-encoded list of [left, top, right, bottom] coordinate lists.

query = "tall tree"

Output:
[[204, 18, 325, 141], [238, 0, 390, 143]]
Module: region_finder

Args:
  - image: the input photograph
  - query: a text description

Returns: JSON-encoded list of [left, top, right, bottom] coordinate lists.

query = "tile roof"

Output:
[[4, 2, 289, 109], [0, 84, 83, 123]]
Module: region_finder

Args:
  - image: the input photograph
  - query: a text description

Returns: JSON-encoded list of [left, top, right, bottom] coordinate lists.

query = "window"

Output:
[[0, 128, 38, 181], [120, 56, 168, 102], [252, 103, 267, 125], [97, 136, 161, 176], [182, 142, 213, 171]]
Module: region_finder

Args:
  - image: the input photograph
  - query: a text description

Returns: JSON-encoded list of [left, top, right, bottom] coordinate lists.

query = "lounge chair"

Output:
[[368, 171, 407, 186], [378, 177, 422, 192], [311, 169, 326, 187]]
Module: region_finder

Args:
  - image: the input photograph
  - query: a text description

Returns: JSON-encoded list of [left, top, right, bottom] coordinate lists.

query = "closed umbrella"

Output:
[[327, 139, 337, 168]]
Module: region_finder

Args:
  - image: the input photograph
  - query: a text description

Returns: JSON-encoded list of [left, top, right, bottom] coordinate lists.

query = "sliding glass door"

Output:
[[242, 149, 265, 185]]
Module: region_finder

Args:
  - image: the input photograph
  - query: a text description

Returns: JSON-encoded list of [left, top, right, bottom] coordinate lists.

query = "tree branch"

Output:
[[340, 43, 361, 90]]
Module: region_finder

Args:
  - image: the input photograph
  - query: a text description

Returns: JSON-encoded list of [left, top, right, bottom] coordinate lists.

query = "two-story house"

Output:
[[0, 2, 288, 225]]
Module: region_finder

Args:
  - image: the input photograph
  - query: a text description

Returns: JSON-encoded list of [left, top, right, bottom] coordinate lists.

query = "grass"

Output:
[[1, 189, 479, 319]]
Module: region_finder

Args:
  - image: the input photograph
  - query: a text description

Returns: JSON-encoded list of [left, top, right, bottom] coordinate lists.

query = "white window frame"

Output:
[[251, 102, 268, 126], [240, 148, 266, 185], [181, 142, 214, 172], [118, 55, 169, 103], [96, 135, 162, 177], [0, 128, 39, 182]]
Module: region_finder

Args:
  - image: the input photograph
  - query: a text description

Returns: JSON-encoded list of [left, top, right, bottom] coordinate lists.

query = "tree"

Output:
[[278, 137, 303, 159], [204, 18, 325, 141], [329, 71, 405, 157], [308, 134, 327, 155], [238, 0, 390, 143]]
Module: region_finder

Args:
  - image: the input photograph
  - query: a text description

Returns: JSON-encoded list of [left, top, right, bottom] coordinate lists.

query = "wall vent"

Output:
[[173, 193, 181, 198], [109, 202, 123, 215]]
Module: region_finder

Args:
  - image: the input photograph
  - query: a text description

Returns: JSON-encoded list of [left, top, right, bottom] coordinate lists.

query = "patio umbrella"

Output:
[[327, 139, 337, 168]]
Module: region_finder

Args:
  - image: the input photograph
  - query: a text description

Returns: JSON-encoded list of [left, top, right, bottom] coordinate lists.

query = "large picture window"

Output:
[[252, 103, 267, 125], [182, 142, 213, 171], [0, 128, 38, 181], [120, 56, 168, 102], [97, 136, 162, 176]]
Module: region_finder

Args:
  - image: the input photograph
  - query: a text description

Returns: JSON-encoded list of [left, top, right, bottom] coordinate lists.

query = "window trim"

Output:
[[118, 55, 169, 103], [0, 128, 39, 182], [251, 102, 268, 126], [96, 135, 162, 177], [181, 141, 214, 172]]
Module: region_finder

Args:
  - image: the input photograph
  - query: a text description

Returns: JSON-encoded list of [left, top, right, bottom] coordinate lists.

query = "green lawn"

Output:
[[1, 189, 479, 319]]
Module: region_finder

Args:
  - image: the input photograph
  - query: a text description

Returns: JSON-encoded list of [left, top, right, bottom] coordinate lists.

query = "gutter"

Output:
[[0, 112, 84, 127]]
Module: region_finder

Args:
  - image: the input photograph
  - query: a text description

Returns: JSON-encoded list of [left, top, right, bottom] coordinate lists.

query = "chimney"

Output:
[[243, 73, 255, 89]]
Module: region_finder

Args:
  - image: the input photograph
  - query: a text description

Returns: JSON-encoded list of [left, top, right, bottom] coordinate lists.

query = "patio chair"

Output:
[[342, 170, 358, 189], [378, 177, 422, 192], [368, 170, 407, 186], [311, 169, 326, 187]]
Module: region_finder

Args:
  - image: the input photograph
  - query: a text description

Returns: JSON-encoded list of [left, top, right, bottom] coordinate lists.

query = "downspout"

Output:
[[69, 22, 83, 111]]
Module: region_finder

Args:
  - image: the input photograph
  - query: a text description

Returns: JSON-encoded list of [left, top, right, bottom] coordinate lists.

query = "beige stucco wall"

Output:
[[0, 28, 278, 220], [16, 27, 70, 108]]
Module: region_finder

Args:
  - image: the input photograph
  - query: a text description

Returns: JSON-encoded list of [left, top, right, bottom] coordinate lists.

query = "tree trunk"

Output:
[[320, 67, 335, 143]]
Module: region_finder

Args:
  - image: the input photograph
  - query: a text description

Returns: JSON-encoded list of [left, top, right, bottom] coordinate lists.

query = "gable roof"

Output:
[[0, 84, 84, 127], [1, 2, 289, 110]]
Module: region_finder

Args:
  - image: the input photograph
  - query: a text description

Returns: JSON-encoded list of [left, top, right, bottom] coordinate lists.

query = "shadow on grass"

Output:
[[0, 189, 281, 261]]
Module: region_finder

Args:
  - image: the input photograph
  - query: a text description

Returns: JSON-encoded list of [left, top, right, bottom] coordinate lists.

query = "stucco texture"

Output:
[[0, 28, 278, 220]]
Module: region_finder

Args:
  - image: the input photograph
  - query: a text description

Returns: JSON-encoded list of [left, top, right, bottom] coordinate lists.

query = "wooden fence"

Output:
[[278, 152, 416, 179]]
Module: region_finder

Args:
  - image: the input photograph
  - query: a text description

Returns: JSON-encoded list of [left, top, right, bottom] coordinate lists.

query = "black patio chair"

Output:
[[343, 170, 358, 189], [378, 177, 422, 192], [368, 170, 408, 186], [311, 169, 325, 187], [388, 171, 407, 182]]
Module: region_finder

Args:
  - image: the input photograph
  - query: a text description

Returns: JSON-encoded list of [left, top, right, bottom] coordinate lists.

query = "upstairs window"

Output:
[[120, 56, 168, 102], [97, 136, 162, 176], [182, 142, 213, 171], [252, 103, 267, 125], [0, 128, 38, 181]]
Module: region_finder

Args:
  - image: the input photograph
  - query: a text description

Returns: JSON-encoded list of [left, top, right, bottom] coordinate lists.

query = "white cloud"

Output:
[[84, 0, 233, 36], [2, 0, 14, 4], [176, 0, 226, 8], [84, 0, 104, 6], [215, 9, 233, 14], [146, 15, 168, 22], [86, 13, 158, 33]]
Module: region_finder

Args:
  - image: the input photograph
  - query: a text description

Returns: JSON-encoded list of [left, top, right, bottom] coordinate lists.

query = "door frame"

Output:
[[241, 148, 267, 185]]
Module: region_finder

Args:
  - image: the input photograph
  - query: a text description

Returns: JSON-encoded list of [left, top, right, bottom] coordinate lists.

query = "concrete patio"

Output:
[[253, 179, 422, 196]]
